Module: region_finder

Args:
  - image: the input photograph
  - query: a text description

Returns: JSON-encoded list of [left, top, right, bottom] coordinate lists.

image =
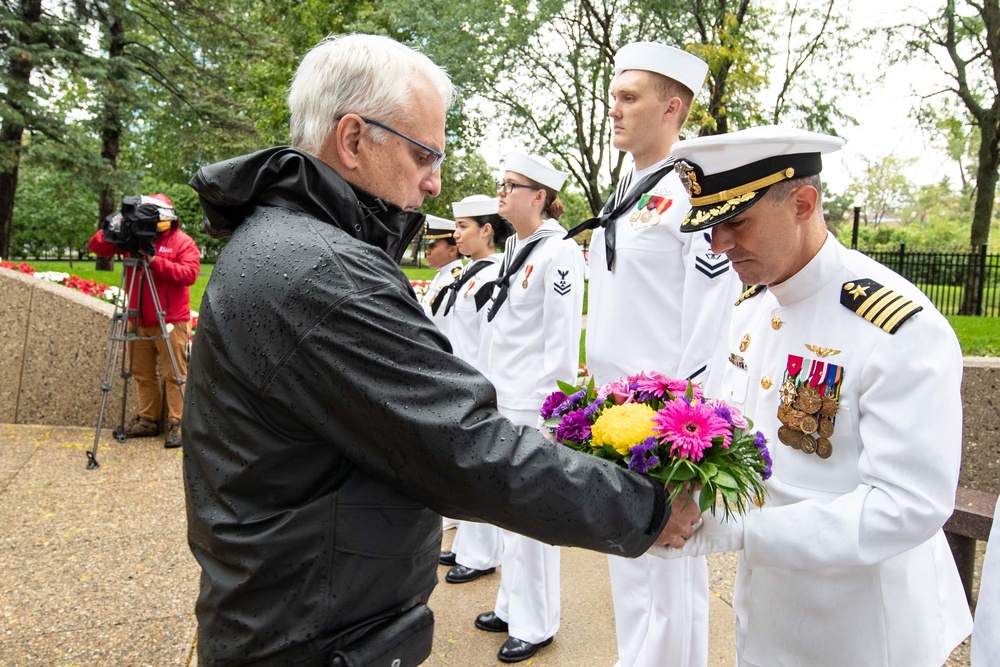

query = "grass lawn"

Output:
[[13, 260, 1000, 357]]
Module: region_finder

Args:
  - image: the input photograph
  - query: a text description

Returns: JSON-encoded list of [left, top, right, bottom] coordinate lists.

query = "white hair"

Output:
[[288, 33, 455, 156]]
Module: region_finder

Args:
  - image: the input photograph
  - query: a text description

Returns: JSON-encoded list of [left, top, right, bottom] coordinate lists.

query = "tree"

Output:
[[846, 155, 916, 226], [902, 0, 1000, 313], [367, 0, 858, 216], [0, 0, 85, 259]]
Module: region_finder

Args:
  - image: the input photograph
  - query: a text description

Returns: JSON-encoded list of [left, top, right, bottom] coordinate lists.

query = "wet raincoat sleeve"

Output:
[[256, 250, 667, 557]]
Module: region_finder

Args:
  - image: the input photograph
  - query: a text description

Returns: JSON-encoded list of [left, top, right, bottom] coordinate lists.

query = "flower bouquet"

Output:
[[541, 371, 772, 518]]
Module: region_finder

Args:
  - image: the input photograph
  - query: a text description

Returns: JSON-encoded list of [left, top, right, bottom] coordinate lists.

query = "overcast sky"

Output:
[[819, 0, 960, 194]]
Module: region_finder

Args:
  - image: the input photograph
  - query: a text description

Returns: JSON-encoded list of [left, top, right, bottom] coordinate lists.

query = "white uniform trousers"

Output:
[[608, 553, 709, 667], [972, 495, 1000, 667], [452, 520, 503, 570], [492, 405, 561, 644], [495, 529, 560, 644]]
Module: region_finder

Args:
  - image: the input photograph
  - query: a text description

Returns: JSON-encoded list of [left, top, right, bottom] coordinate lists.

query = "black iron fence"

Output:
[[861, 244, 1000, 317]]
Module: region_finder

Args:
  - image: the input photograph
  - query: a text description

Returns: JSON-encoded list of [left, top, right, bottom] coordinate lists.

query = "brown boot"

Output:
[[164, 419, 182, 449], [124, 415, 160, 438]]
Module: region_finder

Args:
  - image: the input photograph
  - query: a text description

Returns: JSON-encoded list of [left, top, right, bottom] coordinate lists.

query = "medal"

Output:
[[522, 265, 533, 289], [817, 418, 835, 438], [778, 425, 796, 447], [780, 378, 798, 406], [816, 437, 833, 459], [777, 404, 792, 425], [464, 281, 475, 298], [799, 434, 818, 454], [640, 209, 653, 223], [629, 210, 641, 222], [799, 415, 819, 435]]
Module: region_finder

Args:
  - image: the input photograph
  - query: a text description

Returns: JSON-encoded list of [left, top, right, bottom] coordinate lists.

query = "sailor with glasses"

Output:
[[472, 152, 585, 663]]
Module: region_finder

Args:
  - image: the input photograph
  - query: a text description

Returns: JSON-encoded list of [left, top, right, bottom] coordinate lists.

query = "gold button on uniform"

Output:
[[761, 376, 773, 390], [771, 317, 782, 330]]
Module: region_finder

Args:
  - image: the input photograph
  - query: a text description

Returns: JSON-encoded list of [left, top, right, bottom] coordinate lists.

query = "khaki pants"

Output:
[[130, 321, 189, 423]]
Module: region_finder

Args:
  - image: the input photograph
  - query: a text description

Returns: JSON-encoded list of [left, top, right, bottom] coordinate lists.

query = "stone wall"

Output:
[[961, 358, 1000, 495], [0, 268, 136, 428]]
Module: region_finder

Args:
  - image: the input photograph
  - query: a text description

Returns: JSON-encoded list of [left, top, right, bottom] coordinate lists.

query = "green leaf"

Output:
[[556, 379, 579, 395], [713, 470, 739, 489]]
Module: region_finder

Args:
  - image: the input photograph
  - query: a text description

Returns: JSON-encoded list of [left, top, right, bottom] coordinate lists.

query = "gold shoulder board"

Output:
[[735, 284, 766, 306], [840, 278, 922, 334]]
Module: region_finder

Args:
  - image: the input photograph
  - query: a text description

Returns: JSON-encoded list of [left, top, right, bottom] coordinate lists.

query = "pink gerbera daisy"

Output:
[[652, 398, 731, 461]]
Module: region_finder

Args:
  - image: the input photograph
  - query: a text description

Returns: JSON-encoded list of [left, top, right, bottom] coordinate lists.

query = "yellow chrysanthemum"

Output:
[[591, 403, 658, 455]]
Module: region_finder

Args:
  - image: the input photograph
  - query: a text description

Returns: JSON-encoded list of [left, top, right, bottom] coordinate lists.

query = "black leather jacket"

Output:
[[184, 147, 668, 666]]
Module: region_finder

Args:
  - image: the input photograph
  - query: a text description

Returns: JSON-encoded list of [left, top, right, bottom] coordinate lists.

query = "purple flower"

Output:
[[583, 398, 603, 418], [754, 431, 773, 480], [627, 437, 660, 474], [540, 391, 567, 420], [554, 389, 587, 417], [556, 409, 592, 443]]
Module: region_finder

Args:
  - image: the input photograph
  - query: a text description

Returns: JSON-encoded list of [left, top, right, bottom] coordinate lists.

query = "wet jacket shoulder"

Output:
[[184, 148, 668, 666]]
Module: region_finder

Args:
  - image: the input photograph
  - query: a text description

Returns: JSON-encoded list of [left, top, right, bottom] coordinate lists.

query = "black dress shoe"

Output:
[[446, 565, 496, 584], [497, 636, 553, 663], [439, 550, 457, 566], [474, 611, 509, 633]]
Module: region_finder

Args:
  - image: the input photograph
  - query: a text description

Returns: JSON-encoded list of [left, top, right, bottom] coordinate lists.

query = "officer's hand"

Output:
[[648, 510, 745, 559], [653, 482, 702, 548]]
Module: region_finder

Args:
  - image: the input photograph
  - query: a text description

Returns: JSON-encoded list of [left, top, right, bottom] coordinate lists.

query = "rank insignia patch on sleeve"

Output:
[[553, 269, 572, 295], [840, 278, 922, 334]]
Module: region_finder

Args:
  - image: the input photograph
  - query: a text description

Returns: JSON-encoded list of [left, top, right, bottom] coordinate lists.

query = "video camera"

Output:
[[101, 195, 166, 256]]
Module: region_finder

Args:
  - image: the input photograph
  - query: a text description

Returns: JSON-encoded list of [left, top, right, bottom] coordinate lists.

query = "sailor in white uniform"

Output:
[[473, 152, 585, 664], [437, 194, 513, 584], [656, 126, 973, 667], [972, 495, 1000, 666], [419, 214, 464, 341], [567, 42, 739, 667]]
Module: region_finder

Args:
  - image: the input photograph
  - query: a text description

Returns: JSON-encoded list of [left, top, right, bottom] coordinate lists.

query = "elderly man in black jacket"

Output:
[[184, 33, 702, 667]]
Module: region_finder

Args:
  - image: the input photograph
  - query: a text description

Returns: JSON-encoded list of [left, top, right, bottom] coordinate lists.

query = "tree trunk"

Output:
[[959, 115, 999, 315], [0, 0, 43, 260], [95, 12, 126, 272]]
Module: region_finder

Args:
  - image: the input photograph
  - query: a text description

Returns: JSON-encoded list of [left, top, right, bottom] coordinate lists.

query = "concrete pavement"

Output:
[[0, 424, 973, 665]]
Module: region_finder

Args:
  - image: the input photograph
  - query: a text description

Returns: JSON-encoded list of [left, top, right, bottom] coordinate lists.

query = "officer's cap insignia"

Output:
[[735, 284, 766, 306], [841, 278, 922, 334], [675, 160, 702, 196]]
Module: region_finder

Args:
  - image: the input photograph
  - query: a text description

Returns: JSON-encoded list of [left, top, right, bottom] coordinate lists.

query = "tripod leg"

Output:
[[89, 260, 139, 468]]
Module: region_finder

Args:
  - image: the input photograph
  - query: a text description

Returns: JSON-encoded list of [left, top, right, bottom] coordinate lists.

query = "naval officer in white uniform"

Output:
[[419, 214, 464, 340], [570, 41, 740, 667], [473, 152, 585, 663], [655, 126, 973, 667], [438, 194, 512, 584]]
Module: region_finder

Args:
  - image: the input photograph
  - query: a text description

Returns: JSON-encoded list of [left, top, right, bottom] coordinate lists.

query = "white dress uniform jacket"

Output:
[[723, 234, 972, 667], [588, 164, 739, 395], [486, 219, 586, 412], [972, 495, 1000, 667], [420, 258, 464, 337], [589, 162, 740, 667], [443, 255, 502, 374]]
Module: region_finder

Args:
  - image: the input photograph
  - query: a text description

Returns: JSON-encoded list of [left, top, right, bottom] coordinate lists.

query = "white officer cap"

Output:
[[671, 125, 844, 232], [614, 42, 709, 95], [503, 152, 568, 191], [452, 194, 499, 218], [424, 214, 457, 241]]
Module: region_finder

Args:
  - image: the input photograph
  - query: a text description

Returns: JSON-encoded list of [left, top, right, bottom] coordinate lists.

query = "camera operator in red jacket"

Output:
[[89, 193, 201, 448]]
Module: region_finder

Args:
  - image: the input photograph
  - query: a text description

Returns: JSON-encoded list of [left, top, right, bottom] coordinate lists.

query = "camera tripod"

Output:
[[88, 255, 185, 469]]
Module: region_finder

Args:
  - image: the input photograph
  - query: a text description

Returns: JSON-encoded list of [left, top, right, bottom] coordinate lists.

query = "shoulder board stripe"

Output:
[[841, 278, 922, 334]]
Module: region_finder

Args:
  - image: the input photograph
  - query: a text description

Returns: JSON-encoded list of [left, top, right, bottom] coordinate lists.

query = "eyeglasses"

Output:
[[496, 180, 541, 195], [355, 116, 445, 173]]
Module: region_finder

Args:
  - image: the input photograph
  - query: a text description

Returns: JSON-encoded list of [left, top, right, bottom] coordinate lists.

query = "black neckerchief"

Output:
[[564, 159, 676, 270], [439, 259, 495, 317]]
